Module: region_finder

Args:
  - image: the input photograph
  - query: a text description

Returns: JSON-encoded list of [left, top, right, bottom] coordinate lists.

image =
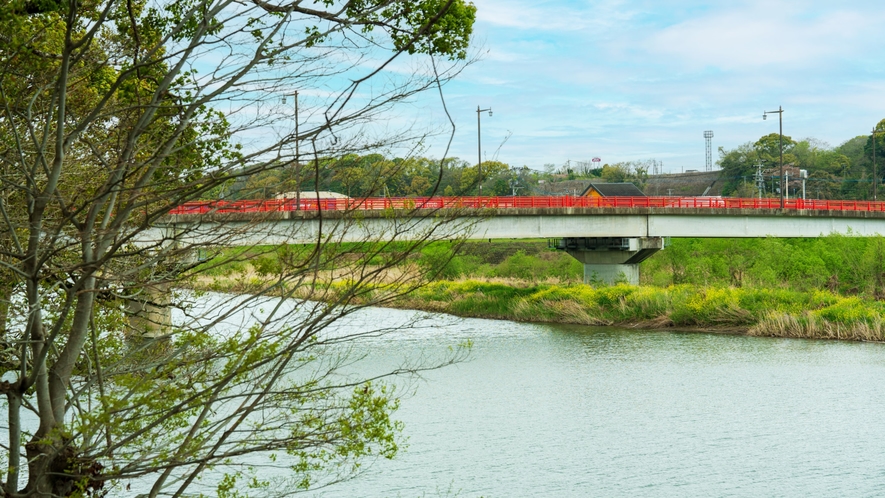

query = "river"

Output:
[[9, 295, 884, 496], [303, 306, 885, 497]]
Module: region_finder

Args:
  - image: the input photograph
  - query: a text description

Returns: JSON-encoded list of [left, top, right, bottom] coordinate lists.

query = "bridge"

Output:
[[156, 196, 885, 285]]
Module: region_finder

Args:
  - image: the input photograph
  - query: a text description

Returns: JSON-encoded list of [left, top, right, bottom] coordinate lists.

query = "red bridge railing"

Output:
[[169, 196, 885, 215]]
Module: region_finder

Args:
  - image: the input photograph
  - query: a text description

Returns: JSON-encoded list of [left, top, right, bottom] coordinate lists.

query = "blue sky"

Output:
[[422, 0, 885, 172]]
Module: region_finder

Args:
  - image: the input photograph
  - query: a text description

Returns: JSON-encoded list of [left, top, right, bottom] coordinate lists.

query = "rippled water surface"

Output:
[[310, 308, 885, 497]]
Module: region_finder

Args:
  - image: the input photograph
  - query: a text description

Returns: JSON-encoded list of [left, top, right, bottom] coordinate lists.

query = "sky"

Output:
[[418, 0, 885, 173]]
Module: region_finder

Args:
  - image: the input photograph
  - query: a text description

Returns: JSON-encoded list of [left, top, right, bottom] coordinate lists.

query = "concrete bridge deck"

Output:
[[151, 196, 885, 285], [158, 205, 885, 243]]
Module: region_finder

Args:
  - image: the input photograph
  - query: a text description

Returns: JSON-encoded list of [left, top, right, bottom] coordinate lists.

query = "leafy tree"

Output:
[[717, 143, 755, 195], [0, 0, 476, 495], [792, 139, 848, 173], [474, 161, 511, 196], [836, 136, 871, 182], [242, 169, 285, 199], [754, 132, 797, 170], [456, 159, 507, 195], [232, 153, 500, 199], [865, 119, 885, 187], [330, 154, 374, 197], [398, 156, 441, 197], [708, 127, 885, 200], [837, 135, 870, 165], [865, 119, 885, 157], [731, 182, 759, 198], [600, 163, 629, 183], [719, 136, 801, 196], [819, 151, 851, 176], [406, 175, 433, 196], [807, 170, 843, 200], [594, 161, 649, 190]]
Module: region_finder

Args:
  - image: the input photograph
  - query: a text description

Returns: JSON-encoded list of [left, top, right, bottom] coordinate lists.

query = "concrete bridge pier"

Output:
[[557, 237, 665, 285], [126, 283, 172, 338]]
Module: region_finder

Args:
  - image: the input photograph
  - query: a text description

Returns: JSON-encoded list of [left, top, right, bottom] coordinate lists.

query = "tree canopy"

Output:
[[717, 125, 885, 199], [0, 0, 476, 495]]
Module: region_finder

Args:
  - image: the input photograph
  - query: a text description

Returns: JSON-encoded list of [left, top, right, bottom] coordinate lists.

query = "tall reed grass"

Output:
[[188, 237, 885, 342], [403, 281, 885, 342]]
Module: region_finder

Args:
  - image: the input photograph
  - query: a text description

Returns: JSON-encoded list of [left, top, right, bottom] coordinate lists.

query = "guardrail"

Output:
[[168, 196, 885, 215]]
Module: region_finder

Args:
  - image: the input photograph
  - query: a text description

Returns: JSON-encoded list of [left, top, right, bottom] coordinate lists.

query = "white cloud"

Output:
[[414, 1, 885, 169], [592, 102, 666, 121], [475, 0, 640, 33], [645, 4, 880, 70], [476, 0, 590, 31]]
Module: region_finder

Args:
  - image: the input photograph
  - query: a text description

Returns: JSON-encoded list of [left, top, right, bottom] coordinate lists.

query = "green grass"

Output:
[[399, 280, 885, 340], [641, 235, 885, 296], [189, 236, 885, 341]]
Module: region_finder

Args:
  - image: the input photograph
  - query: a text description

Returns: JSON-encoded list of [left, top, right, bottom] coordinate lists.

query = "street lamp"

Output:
[[283, 91, 302, 208], [763, 106, 784, 207], [477, 105, 492, 196], [873, 127, 883, 201]]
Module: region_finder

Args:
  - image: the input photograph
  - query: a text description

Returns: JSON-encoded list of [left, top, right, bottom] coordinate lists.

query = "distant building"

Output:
[[580, 182, 646, 198], [275, 191, 350, 200]]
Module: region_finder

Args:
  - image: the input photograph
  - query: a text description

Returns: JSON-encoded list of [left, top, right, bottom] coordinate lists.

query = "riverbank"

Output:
[[188, 236, 885, 342], [189, 272, 885, 342], [393, 280, 885, 342]]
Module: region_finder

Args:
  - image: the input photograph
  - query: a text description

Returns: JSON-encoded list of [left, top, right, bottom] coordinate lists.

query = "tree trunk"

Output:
[[24, 433, 70, 496], [0, 277, 10, 342]]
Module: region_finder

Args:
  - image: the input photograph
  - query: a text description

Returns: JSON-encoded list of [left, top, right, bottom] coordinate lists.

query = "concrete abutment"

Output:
[[556, 237, 665, 285]]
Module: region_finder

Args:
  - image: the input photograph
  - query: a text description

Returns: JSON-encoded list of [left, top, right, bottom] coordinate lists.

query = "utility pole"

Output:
[[873, 127, 881, 201], [294, 91, 299, 161], [755, 162, 765, 199], [800, 169, 807, 201], [785, 170, 789, 201], [763, 106, 784, 208], [294, 90, 300, 209], [284, 91, 301, 208], [477, 106, 492, 196]]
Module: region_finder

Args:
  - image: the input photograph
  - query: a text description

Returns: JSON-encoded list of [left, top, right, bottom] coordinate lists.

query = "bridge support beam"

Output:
[[557, 237, 665, 285]]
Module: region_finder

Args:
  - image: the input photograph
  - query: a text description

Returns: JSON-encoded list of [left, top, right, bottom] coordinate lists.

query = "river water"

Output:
[[305, 306, 885, 497], [11, 294, 884, 496]]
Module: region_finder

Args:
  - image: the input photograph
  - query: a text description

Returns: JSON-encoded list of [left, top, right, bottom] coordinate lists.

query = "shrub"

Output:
[[253, 255, 281, 276], [814, 297, 881, 324], [493, 250, 539, 280], [417, 243, 461, 280]]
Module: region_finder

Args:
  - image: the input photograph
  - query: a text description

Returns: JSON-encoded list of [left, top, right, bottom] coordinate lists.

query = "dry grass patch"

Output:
[[750, 312, 885, 342]]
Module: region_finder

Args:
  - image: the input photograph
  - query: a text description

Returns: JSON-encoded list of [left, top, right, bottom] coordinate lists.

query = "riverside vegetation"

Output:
[[194, 235, 885, 342]]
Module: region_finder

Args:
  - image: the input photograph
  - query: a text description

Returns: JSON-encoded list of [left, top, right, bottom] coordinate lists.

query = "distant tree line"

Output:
[[718, 119, 885, 199], [211, 119, 885, 201], [211, 154, 655, 200], [209, 155, 529, 200]]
